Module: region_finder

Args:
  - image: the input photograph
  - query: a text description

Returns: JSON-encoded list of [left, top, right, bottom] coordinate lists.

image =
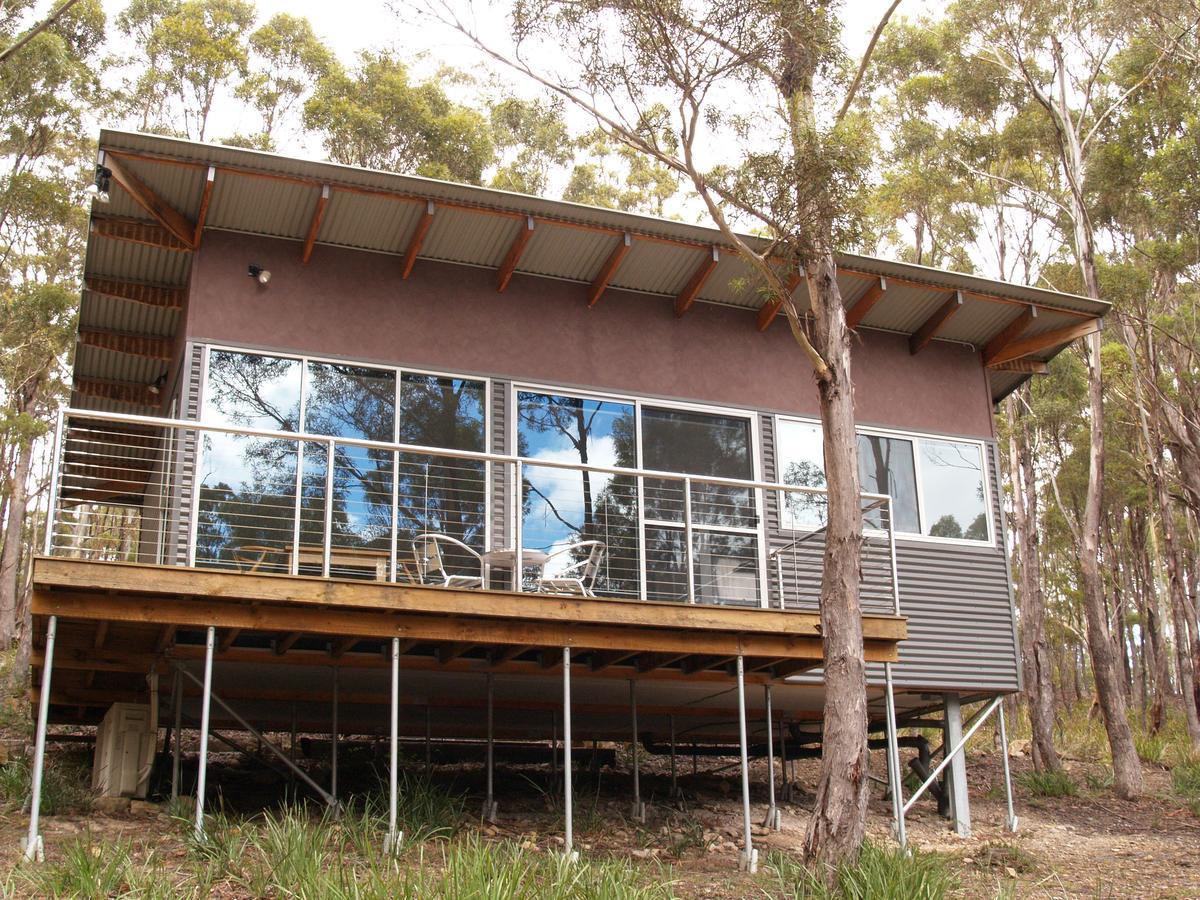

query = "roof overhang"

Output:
[[75, 129, 1108, 412]]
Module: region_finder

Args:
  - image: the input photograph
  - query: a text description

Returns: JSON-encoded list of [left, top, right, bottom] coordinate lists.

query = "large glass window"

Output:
[[301, 362, 396, 578], [196, 350, 303, 571], [396, 373, 488, 573], [775, 416, 991, 542], [857, 433, 920, 534], [517, 391, 639, 597], [919, 439, 989, 541], [641, 406, 755, 528], [640, 405, 759, 604], [775, 419, 827, 529]]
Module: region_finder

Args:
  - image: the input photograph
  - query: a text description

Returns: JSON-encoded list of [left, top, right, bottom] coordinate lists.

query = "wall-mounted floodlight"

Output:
[[247, 265, 271, 285]]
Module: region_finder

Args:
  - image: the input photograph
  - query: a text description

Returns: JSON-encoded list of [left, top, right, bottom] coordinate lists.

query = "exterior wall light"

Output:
[[86, 165, 112, 203], [247, 265, 271, 285]]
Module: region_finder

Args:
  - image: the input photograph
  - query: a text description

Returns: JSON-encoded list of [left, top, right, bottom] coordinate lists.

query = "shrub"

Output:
[[1171, 758, 1200, 802], [1134, 733, 1168, 766], [0, 756, 93, 815], [19, 833, 131, 897], [1016, 769, 1077, 798], [766, 841, 956, 900]]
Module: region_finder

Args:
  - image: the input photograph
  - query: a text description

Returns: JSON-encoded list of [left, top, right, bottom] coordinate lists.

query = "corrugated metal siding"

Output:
[[169, 344, 203, 565], [490, 380, 510, 551], [759, 412, 1019, 692]]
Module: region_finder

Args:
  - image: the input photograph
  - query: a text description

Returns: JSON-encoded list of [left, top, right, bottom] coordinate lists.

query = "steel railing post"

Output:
[[683, 476, 695, 603], [42, 410, 65, 556], [323, 439, 335, 577]]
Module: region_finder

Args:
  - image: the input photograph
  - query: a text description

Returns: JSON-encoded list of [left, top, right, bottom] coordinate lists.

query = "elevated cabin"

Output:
[[28, 129, 1106, 858]]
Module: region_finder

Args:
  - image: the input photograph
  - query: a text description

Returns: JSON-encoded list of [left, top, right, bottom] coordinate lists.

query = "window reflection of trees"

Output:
[[921, 440, 988, 541], [518, 392, 640, 598]]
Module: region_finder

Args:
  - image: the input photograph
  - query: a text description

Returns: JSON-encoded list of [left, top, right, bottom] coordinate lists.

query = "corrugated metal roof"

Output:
[[81, 128, 1109, 406]]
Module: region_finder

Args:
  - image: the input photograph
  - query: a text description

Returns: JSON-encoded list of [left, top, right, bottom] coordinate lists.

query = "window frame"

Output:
[[773, 413, 995, 547], [511, 380, 768, 606], [197, 343, 494, 571]]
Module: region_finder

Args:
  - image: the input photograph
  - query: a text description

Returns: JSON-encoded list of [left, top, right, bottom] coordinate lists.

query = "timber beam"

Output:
[[587, 232, 632, 307], [987, 318, 1102, 367], [496, 216, 535, 292], [103, 151, 197, 249], [193, 166, 215, 247], [77, 329, 172, 362], [73, 378, 160, 409], [845, 276, 887, 330], [401, 200, 435, 279], [909, 290, 963, 355], [90, 216, 191, 252], [989, 358, 1049, 375], [982, 306, 1038, 366], [674, 246, 720, 317], [84, 277, 185, 312], [301, 184, 331, 265]]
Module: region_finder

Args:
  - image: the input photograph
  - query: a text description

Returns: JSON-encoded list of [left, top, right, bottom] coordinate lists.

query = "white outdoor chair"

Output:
[[535, 540, 606, 597], [412, 533, 485, 589]]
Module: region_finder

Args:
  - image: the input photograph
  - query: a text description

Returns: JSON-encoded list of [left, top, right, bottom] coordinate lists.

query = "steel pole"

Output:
[[193, 626, 215, 842], [484, 673, 496, 822], [630, 679, 644, 821], [24, 615, 57, 862], [883, 662, 907, 848], [563, 647, 575, 859], [763, 685, 779, 830], [171, 667, 182, 802], [998, 701, 1019, 832], [735, 655, 756, 873], [331, 666, 339, 803], [386, 636, 401, 853], [669, 715, 678, 800]]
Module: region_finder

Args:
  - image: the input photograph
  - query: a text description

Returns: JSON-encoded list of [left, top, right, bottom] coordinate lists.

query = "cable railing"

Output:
[[43, 408, 902, 614]]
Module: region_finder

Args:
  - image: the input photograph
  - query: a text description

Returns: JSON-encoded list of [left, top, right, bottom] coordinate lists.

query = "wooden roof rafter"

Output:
[[74, 377, 159, 408], [909, 291, 963, 355], [986, 318, 1102, 368], [845, 276, 888, 330], [755, 271, 805, 332], [401, 200, 435, 279], [193, 166, 215, 248], [587, 232, 633, 307], [85, 277, 185, 312], [102, 151, 197, 250], [301, 184, 330, 265], [90, 216, 191, 252], [497, 216, 535, 292], [77, 329, 172, 362], [982, 306, 1038, 366], [674, 245, 720, 317]]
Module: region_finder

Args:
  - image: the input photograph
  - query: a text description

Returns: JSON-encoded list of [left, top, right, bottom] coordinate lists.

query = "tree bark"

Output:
[[1007, 394, 1060, 770], [0, 437, 33, 648], [801, 252, 869, 872]]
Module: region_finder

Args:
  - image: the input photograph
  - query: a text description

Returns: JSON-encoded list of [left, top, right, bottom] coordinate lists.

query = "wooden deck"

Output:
[[31, 557, 906, 733]]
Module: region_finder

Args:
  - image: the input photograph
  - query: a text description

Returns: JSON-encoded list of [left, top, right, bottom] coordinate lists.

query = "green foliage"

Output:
[[765, 841, 956, 899], [304, 51, 495, 183], [1017, 769, 1077, 798], [1171, 757, 1200, 804], [0, 756, 93, 815], [19, 833, 132, 898], [1134, 732, 1168, 766]]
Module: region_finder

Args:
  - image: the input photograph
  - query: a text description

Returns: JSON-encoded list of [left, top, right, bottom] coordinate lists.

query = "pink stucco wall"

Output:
[[187, 231, 996, 439]]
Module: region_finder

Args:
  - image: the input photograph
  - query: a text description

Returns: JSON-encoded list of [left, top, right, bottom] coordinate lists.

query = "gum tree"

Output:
[[420, 0, 901, 871]]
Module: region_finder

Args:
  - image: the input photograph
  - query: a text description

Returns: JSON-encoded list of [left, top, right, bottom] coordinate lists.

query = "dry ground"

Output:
[[0, 740, 1196, 898]]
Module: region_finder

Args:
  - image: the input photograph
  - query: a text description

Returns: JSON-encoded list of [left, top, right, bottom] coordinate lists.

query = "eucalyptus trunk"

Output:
[[801, 252, 868, 870], [1006, 395, 1059, 770], [0, 438, 33, 648]]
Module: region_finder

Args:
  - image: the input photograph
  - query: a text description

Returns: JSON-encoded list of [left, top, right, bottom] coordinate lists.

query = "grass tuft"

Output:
[[765, 841, 955, 900], [1016, 769, 1077, 797], [1134, 733, 1168, 766], [0, 757, 93, 815], [20, 833, 131, 897]]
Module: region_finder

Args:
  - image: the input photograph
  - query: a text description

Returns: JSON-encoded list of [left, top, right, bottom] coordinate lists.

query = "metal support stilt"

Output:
[[385, 637, 401, 854], [883, 662, 907, 848], [563, 647, 577, 861], [171, 667, 182, 802], [24, 615, 57, 862], [331, 666, 339, 803], [998, 701, 1019, 832], [193, 626, 215, 842], [763, 685, 780, 830], [735, 655, 757, 873], [629, 679, 645, 822], [778, 713, 791, 803], [484, 673, 497, 822], [425, 705, 432, 778], [669, 715, 680, 802]]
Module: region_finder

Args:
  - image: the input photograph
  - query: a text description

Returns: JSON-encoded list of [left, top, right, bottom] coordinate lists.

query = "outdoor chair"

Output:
[[411, 533, 485, 589], [535, 540, 606, 597], [231, 544, 283, 573]]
